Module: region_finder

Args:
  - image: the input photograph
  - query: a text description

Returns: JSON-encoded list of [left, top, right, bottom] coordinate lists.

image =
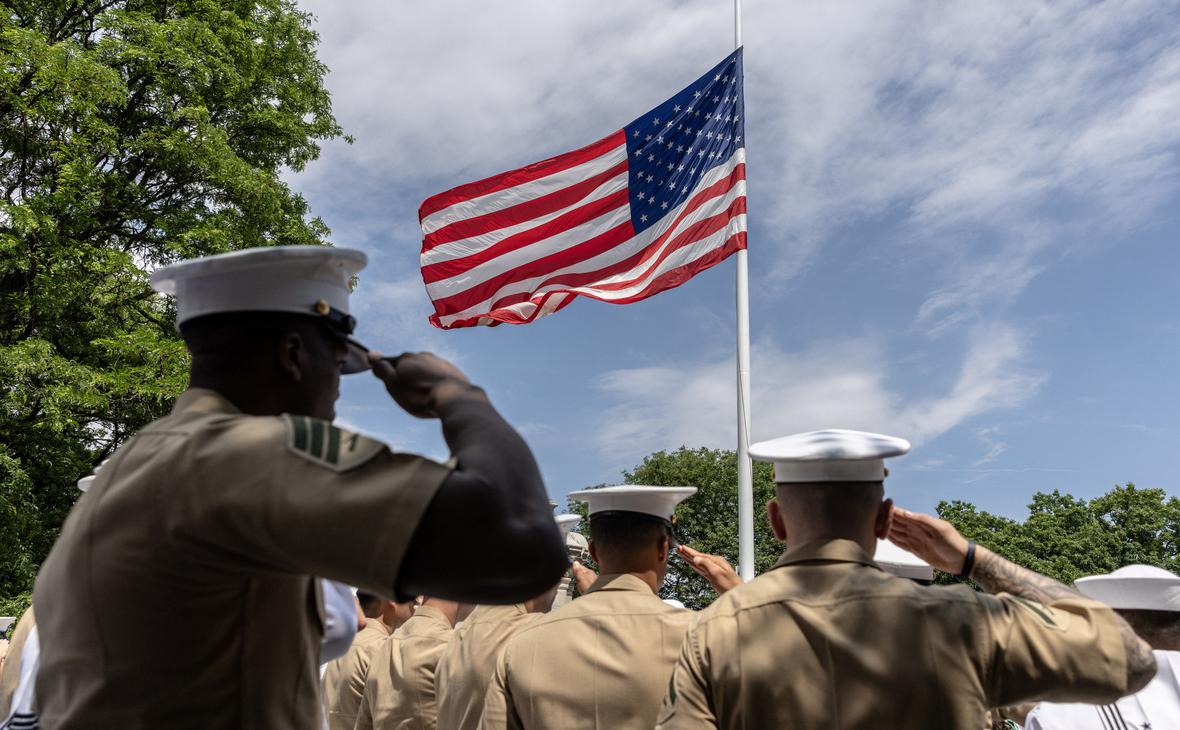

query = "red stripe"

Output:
[[418, 130, 627, 221], [428, 220, 635, 316], [422, 159, 629, 252], [420, 189, 630, 285], [431, 164, 745, 316], [430, 232, 745, 329], [472, 195, 746, 315]]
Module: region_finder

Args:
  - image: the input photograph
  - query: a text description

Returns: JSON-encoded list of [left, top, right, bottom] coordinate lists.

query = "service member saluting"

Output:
[[655, 429, 1158, 729], [32, 246, 567, 729]]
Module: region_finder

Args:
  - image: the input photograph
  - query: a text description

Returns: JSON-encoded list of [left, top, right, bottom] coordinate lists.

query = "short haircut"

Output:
[[1117, 609, 1180, 642], [776, 481, 885, 528], [180, 311, 330, 363], [356, 591, 384, 617], [589, 512, 672, 560]]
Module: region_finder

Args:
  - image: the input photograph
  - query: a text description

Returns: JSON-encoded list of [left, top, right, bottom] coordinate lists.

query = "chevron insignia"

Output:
[[284, 415, 384, 473]]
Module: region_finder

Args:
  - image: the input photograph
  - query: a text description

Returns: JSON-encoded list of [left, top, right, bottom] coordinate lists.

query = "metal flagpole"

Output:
[[733, 0, 755, 581]]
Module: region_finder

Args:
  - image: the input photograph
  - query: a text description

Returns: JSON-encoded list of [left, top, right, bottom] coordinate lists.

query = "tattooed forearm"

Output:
[[969, 547, 1079, 604], [971, 546, 1157, 693]]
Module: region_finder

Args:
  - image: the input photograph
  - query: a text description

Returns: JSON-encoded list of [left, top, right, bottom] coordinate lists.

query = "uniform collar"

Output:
[[585, 573, 659, 596], [363, 618, 392, 637], [171, 388, 242, 416], [771, 539, 882, 572], [411, 604, 454, 629], [468, 604, 528, 622]]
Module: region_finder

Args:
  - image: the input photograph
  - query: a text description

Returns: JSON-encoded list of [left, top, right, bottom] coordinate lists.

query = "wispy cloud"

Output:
[[593, 323, 1045, 469]]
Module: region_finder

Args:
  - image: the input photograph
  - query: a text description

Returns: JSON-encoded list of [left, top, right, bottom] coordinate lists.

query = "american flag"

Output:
[[419, 49, 746, 330]]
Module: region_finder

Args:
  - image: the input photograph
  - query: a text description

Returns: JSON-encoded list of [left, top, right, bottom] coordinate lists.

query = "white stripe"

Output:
[[420, 170, 628, 267], [484, 217, 743, 323], [435, 149, 745, 325], [421, 143, 627, 234], [428, 149, 744, 303]]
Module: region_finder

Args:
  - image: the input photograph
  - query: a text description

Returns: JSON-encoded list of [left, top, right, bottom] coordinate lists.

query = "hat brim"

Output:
[[339, 336, 371, 375]]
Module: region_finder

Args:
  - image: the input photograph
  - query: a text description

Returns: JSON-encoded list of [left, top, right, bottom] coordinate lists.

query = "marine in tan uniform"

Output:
[[655, 429, 1158, 729], [355, 598, 469, 730], [434, 514, 579, 730], [479, 486, 741, 730], [0, 607, 34, 720], [322, 593, 413, 730], [31, 246, 567, 729]]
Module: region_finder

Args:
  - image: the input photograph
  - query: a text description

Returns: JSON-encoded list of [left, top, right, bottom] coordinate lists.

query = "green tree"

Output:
[[568, 447, 782, 610], [939, 483, 1180, 584], [0, 0, 345, 603]]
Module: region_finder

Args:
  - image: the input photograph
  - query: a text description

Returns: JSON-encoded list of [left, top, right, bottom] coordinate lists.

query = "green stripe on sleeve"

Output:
[[309, 419, 325, 458], [326, 426, 341, 465]]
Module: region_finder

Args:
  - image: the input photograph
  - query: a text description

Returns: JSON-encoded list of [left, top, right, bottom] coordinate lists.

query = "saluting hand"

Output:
[[887, 507, 971, 575], [677, 545, 743, 595], [572, 561, 598, 596], [369, 351, 474, 418]]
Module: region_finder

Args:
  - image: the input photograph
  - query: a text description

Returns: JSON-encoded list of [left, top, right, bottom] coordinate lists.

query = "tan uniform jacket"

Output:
[[323, 619, 391, 730], [655, 539, 1129, 730], [479, 573, 693, 730], [0, 607, 34, 719], [435, 604, 540, 730], [356, 605, 453, 730], [32, 389, 451, 729]]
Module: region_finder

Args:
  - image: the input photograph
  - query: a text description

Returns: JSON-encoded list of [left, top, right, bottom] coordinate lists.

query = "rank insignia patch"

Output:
[[284, 415, 384, 472]]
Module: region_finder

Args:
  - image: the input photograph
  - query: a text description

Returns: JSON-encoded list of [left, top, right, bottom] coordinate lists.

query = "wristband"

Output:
[[957, 539, 977, 581]]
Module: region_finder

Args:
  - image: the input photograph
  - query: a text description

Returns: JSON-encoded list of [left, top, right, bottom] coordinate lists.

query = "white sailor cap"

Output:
[[567, 485, 697, 525], [749, 429, 911, 483], [77, 475, 95, 492], [555, 513, 582, 538], [1075, 564, 1180, 611], [151, 246, 371, 373], [874, 539, 933, 581]]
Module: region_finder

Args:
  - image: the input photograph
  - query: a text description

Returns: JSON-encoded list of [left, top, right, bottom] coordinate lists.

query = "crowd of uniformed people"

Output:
[[1, 245, 1178, 729]]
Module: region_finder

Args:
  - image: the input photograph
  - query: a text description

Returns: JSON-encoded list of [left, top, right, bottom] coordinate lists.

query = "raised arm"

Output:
[[888, 507, 1156, 695], [372, 353, 567, 604]]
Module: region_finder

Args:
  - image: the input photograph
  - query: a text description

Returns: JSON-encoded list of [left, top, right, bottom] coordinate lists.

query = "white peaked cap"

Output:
[[77, 475, 95, 492], [749, 429, 911, 483], [151, 246, 371, 373], [874, 539, 933, 581], [1075, 564, 1180, 611], [567, 485, 697, 522], [555, 514, 581, 538]]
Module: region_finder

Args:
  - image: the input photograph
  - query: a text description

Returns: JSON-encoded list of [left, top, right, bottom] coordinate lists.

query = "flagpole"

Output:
[[733, 0, 755, 582]]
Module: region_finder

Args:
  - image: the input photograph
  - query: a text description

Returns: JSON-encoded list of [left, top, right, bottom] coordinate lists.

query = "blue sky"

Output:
[[289, 0, 1180, 520]]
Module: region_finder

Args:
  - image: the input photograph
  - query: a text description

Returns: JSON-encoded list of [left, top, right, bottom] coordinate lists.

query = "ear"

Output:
[[276, 331, 305, 382], [768, 498, 788, 543], [588, 540, 599, 565], [657, 532, 670, 564], [875, 497, 894, 540]]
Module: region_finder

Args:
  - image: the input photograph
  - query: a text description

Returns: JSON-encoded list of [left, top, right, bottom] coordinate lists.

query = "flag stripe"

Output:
[[423, 159, 629, 251], [419, 131, 626, 230], [426, 150, 744, 302], [421, 188, 631, 285], [429, 158, 745, 322], [430, 154, 745, 325]]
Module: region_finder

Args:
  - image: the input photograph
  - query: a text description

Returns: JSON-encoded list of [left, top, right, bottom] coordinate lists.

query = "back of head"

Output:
[[1116, 609, 1180, 650], [357, 591, 384, 619], [180, 311, 325, 372], [776, 481, 885, 547], [589, 512, 671, 573]]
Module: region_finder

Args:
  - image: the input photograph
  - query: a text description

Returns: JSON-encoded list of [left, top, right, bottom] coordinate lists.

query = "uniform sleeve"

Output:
[[973, 592, 1128, 707], [162, 415, 452, 597], [353, 663, 378, 730], [477, 648, 524, 730], [655, 627, 718, 729]]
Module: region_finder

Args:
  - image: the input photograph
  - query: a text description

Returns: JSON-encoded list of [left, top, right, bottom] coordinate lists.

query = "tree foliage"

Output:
[[0, 0, 344, 601]]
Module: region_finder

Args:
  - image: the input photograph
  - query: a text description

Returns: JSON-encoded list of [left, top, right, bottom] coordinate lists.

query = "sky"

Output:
[[289, 0, 1180, 520]]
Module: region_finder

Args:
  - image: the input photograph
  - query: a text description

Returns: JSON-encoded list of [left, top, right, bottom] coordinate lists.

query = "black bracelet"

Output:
[[957, 539, 977, 581]]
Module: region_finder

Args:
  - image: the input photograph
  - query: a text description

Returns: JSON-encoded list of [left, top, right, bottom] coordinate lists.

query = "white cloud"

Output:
[[593, 323, 1044, 468]]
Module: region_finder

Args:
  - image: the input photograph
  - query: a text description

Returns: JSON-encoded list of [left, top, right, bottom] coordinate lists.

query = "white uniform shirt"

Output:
[[0, 625, 38, 730], [1026, 650, 1180, 730]]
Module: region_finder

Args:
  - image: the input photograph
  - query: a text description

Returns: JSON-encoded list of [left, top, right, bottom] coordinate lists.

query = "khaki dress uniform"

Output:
[[33, 389, 451, 729], [655, 539, 1130, 730], [355, 605, 453, 730], [0, 607, 34, 719], [479, 573, 693, 730], [323, 618, 392, 730], [435, 604, 541, 730]]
